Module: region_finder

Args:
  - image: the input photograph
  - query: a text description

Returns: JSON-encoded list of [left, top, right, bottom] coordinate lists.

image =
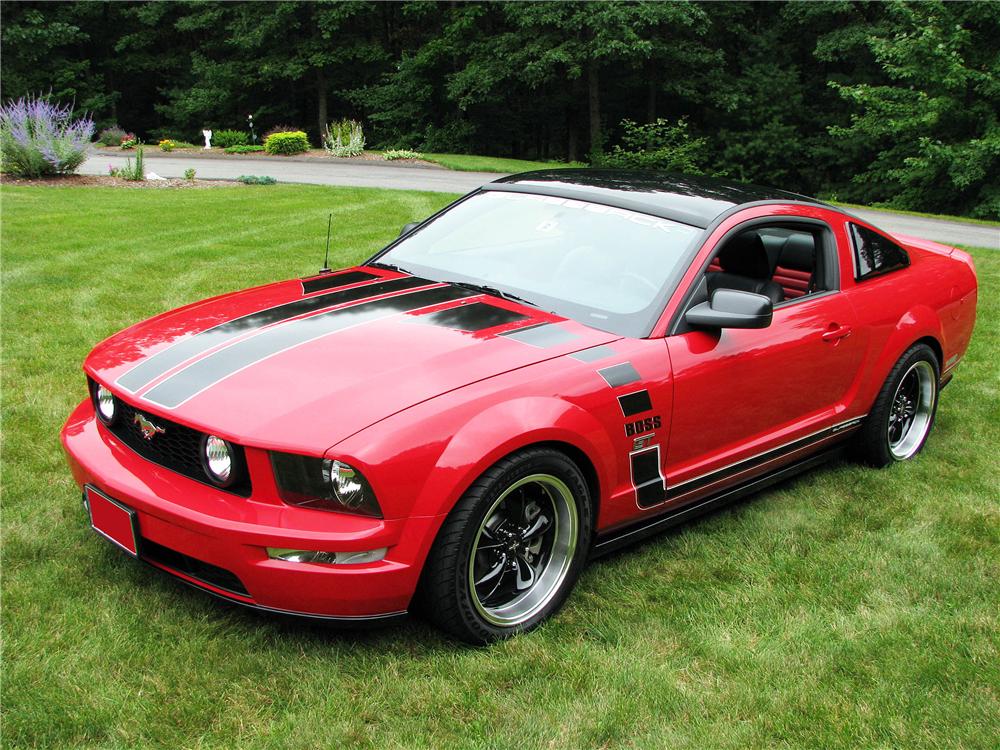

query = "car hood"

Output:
[[85, 268, 619, 453]]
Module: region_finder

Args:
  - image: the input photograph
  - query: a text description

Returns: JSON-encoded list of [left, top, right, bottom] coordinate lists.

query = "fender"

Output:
[[413, 396, 617, 520], [330, 393, 618, 522], [328, 394, 618, 595], [861, 303, 945, 411]]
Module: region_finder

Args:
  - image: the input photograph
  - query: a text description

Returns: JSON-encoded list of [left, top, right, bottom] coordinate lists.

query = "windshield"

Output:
[[374, 190, 701, 337]]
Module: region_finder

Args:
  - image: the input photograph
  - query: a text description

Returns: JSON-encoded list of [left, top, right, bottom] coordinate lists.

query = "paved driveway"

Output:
[[83, 152, 493, 194], [81, 153, 998, 249]]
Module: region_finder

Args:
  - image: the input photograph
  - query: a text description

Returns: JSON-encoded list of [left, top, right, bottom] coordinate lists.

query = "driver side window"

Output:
[[705, 224, 833, 308]]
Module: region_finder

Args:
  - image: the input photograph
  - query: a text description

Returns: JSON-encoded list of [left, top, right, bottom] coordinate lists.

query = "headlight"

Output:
[[202, 434, 236, 487], [270, 452, 382, 517], [94, 384, 117, 425]]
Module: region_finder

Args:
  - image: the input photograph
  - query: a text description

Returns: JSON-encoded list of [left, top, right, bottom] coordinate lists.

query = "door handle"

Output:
[[822, 324, 853, 343]]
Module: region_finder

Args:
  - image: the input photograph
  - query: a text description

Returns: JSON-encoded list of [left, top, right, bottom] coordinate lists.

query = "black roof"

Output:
[[488, 169, 824, 229]]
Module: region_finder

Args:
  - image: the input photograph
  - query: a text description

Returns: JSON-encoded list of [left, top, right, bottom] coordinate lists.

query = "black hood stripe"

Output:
[[499, 323, 578, 348], [142, 285, 473, 409], [418, 302, 530, 332], [301, 270, 379, 294], [117, 275, 430, 393]]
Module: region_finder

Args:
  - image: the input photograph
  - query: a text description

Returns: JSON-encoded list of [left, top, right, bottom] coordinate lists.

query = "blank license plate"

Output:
[[85, 485, 139, 557]]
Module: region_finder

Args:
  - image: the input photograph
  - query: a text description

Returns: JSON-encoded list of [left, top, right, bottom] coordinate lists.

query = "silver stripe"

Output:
[[669, 416, 866, 491]]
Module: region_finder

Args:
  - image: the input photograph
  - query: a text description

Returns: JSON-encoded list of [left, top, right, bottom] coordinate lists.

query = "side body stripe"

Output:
[[627, 418, 865, 511], [630, 445, 667, 508], [598, 362, 641, 388], [618, 390, 652, 417]]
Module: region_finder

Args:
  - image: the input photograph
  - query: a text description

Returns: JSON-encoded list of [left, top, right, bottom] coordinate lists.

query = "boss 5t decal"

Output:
[[625, 415, 661, 437]]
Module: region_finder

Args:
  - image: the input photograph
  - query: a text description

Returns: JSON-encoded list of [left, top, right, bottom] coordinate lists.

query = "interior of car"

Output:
[[704, 225, 828, 306]]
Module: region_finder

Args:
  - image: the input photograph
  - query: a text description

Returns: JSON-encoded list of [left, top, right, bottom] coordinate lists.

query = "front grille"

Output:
[[141, 537, 250, 597], [92, 380, 251, 496]]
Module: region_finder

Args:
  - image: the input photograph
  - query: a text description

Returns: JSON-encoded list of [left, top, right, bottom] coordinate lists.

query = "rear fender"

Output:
[[866, 304, 945, 401]]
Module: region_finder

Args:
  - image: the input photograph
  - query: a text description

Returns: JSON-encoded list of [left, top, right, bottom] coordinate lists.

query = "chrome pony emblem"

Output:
[[134, 413, 165, 440]]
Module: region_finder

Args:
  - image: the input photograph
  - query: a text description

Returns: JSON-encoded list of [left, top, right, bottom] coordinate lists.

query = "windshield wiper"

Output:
[[449, 281, 542, 309], [371, 263, 543, 310], [369, 260, 409, 274]]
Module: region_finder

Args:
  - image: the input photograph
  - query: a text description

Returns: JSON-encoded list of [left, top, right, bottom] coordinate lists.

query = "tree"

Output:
[[827, 0, 1000, 218]]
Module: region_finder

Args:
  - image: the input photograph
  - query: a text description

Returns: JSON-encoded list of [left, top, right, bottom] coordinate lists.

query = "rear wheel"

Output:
[[855, 343, 939, 467], [416, 448, 592, 644]]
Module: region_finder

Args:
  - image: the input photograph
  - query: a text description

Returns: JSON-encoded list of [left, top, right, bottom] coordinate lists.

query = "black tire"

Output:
[[415, 447, 593, 645], [854, 343, 940, 468]]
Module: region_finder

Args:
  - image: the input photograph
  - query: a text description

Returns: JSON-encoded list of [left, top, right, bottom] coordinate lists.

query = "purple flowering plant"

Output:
[[0, 94, 94, 177]]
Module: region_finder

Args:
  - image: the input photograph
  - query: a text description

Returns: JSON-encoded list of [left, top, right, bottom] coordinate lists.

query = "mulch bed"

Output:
[[1, 174, 242, 189], [92, 146, 438, 168]]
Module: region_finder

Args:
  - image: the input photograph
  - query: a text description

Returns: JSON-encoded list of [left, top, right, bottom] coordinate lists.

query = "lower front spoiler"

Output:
[[64, 398, 444, 620], [141, 550, 409, 627], [82, 490, 410, 626]]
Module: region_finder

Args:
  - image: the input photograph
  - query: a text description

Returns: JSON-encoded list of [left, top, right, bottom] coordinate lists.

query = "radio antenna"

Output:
[[320, 213, 332, 274]]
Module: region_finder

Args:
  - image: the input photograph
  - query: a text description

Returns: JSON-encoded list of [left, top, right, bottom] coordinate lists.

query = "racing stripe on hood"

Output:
[[141, 284, 474, 409], [117, 275, 430, 393], [301, 270, 378, 294]]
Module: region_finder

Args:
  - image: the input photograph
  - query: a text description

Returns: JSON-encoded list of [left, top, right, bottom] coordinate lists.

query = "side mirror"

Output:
[[685, 288, 773, 329], [399, 221, 420, 237]]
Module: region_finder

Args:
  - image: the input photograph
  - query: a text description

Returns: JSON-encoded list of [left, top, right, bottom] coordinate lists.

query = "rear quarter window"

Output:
[[849, 223, 910, 281]]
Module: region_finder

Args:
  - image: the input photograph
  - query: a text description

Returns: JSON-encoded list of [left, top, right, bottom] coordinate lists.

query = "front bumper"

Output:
[[61, 398, 442, 621]]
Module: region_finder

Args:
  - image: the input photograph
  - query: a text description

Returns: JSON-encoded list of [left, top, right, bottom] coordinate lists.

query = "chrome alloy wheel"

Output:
[[887, 360, 936, 460], [468, 474, 579, 627]]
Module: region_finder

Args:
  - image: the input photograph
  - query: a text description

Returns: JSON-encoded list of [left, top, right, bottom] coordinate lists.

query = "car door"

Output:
[[661, 219, 866, 507]]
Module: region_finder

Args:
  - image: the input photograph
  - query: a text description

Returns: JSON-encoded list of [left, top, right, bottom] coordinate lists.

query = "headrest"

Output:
[[779, 234, 815, 271], [717, 232, 770, 279]]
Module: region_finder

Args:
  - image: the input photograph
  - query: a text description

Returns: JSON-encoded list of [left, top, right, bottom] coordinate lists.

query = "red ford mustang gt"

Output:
[[63, 170, 978, 643]]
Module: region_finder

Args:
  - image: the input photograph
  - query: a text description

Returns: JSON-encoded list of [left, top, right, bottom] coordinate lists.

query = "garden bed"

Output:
[[92, 146, 439, 169], [0, 173, 241, 189]]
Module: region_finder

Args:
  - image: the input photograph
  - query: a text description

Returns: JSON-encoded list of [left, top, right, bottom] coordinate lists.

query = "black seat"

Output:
[[772, 233, 817, 299], [707, 232, 784, 305]]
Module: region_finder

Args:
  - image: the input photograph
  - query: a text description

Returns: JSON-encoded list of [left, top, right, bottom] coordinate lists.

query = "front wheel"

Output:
[[854, 343, 939, 467], [416, 448, 593, 644]]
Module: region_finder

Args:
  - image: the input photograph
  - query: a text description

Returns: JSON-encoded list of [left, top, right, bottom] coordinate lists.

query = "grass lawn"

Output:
[[2, 184, 998, 749], [420, 152, 586, 173]]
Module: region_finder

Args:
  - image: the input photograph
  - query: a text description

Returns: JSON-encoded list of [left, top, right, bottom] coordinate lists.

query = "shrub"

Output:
[[110, 144, 145, 181], [237, 174, 277, 185], [264, 124, 301, 140], [158, 139, 176, 152], [382, 148, 422, 161], [97, 125, 127, 146], [264, 130, 309, 155], [213, 129, 249, 148], [0, 95, 94, 177], [322, 119, 365, 157], [119, 135, 138, 149], [594, 117, 710, 174], [224, 144, 265, 154], [184, 168, 196, 181]]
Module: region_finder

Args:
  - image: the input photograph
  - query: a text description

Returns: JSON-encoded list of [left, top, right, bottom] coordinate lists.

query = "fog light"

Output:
[[266, 547, 387, 565], [95, 384, 116, 425], [202, 435, 234, 486]]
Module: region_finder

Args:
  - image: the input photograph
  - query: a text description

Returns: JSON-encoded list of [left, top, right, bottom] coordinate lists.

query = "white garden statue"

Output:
[[202, 129, 212, 149]]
